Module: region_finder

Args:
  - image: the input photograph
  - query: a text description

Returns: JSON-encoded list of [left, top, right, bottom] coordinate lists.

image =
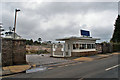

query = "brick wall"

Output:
[[71, 51, 98, 57], [2, 38, 13, 66], [2, 38, 26, 66]]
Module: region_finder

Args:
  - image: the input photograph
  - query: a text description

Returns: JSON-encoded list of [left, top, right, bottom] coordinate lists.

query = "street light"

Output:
[[0, 23, 4, 37], [13, 9, 20, 39]]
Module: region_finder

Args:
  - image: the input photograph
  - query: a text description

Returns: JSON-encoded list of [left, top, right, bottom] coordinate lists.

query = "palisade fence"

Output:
[[97, 43, 120, 54]]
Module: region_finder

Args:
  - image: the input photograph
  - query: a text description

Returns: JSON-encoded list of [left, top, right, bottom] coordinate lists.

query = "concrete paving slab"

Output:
[[8, 65, 30, 73]]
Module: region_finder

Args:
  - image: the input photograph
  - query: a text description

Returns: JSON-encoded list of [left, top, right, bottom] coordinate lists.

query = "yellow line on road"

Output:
[[0, 74, 15, 78]]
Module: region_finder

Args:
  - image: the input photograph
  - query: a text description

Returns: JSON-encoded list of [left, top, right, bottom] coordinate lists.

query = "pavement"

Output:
[[1, 52, 120, 76], [1, 65, 31, 76]]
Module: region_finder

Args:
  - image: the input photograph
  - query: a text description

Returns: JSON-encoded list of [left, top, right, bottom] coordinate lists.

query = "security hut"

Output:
[[52, 30, 100, 57]]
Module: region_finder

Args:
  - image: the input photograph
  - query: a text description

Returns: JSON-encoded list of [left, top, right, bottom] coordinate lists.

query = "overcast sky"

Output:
[[0, 0, 119, 42]]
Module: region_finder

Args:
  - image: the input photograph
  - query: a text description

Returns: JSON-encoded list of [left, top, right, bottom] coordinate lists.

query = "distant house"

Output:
[[5, 31, 21, 39], [52, 36, 100, 57]]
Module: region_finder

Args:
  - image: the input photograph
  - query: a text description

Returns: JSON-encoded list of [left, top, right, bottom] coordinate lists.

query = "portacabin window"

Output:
[[79, 44, 82, 49], [92, 44, 95, 49], [73, 44, 79, 49], [73, 43, 95, 50], [82, 44, 86, 49], [76, 44, 79, 49], [87, 44, 91, 49], [73, 44, 76, 49]]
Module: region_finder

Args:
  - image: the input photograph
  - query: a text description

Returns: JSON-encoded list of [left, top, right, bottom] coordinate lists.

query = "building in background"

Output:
[[52, 30, 100, 57], [5, 31, 21, 39]]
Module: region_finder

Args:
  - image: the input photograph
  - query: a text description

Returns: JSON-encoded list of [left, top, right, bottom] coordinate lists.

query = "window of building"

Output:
[[82, 44, 86, 49], [92, 44, 95, 49], [79, 44, 82, 49], [73, 44, 79, 49], [87, 44, 91, 49], [73, 44, 76, 49], [73, 43, 95, 50], [76, 44, 79, 49]]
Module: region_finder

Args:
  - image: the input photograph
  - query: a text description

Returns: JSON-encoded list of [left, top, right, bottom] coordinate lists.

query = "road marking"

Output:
[[0, 75, 15, 78], [105, 64, 119, 71]]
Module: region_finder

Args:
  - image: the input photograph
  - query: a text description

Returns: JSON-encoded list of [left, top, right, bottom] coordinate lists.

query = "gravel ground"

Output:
[[26, 54, 71, 66]]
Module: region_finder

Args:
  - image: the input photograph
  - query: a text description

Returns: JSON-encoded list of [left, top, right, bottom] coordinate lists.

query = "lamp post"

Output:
[[13, 9, 20, 39], [0, 23, 4, 37]]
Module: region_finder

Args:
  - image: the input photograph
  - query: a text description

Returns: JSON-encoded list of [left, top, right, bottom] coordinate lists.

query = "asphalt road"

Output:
[[3, 54, 120, 79]]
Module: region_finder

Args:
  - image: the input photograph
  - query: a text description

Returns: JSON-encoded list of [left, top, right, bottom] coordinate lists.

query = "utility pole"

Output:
[[13, 9, 20, 39]]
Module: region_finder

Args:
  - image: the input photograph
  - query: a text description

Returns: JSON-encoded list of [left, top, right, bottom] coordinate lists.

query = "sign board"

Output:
[[80, 30, 90, 36]]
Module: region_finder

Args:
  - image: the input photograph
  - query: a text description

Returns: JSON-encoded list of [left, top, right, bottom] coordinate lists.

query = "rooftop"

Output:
[[56, 36, 100, 41]]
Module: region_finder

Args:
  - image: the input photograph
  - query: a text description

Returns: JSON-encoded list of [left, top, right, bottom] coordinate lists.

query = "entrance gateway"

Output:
[[52, 36, 100, 57]]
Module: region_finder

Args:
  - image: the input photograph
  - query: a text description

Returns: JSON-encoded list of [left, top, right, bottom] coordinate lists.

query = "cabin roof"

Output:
[[56, 36, 100, 41]]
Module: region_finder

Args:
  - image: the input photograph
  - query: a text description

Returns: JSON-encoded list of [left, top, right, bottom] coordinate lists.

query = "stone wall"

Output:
[[2, 38, 13, 66], [2, 38, 26, 66], [12, 39, 26, 65]]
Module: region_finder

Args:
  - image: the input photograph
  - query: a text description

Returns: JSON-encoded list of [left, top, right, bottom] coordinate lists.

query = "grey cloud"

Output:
[[5, 2, 117, 18], [91, 26, 113, 39], [37, 2, 117, 15], [118, 1, 120, 15], [1, 2, 118, 42], [31, 24, 80, 41]]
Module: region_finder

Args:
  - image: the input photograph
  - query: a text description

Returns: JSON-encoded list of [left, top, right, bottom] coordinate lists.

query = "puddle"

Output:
[[26, 66, 47, 73]]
